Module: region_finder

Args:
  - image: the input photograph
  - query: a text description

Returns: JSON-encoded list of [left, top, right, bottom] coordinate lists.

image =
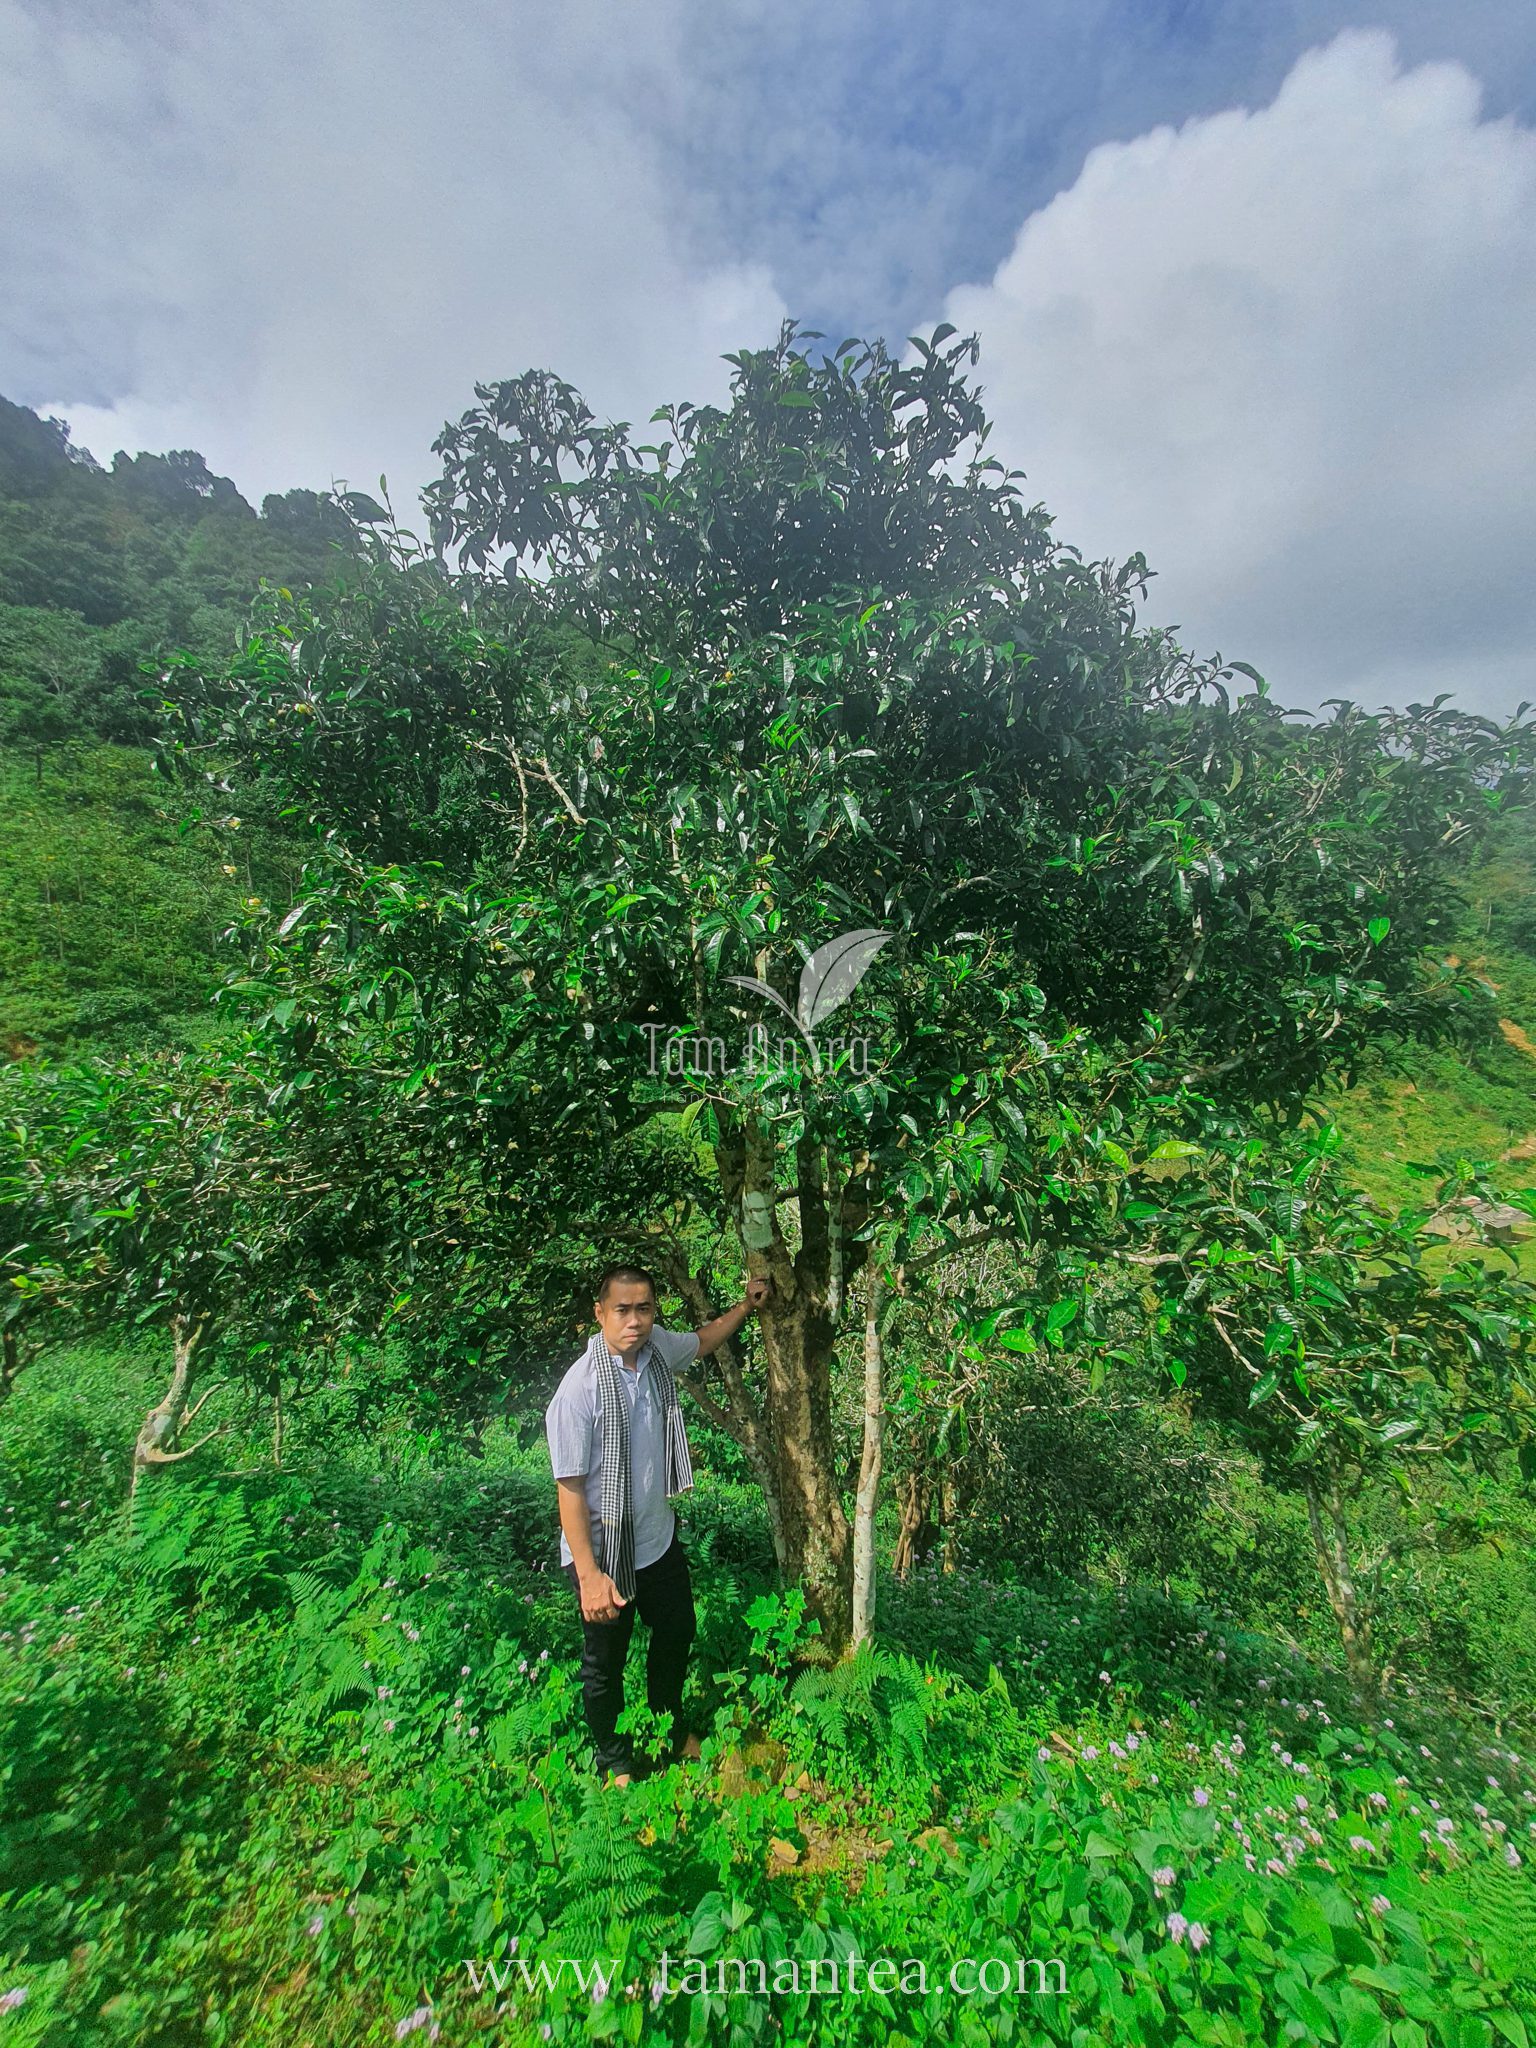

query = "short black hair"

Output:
[[595, 1263, 657, 1304]]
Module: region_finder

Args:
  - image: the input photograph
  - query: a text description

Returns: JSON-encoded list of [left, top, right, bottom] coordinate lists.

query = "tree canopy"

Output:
[[139, 320, 1536, 1651]]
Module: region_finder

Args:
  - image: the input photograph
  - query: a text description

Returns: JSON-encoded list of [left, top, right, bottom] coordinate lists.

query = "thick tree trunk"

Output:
[[131, 1311, 219, 1495], [757, 1287, 853, 1651], [1, 1324, 18, 1402], [730, 1113, 868, 1652], [1304, 1467, 1377, 1695], [850, 1269, 884, 1647]]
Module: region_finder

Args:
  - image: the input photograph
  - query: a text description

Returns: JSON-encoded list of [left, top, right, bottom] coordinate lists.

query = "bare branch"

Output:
[[534, 755, 586, 825], [137, 1425, 226, 1466], [180, 1380, 227, 1428]]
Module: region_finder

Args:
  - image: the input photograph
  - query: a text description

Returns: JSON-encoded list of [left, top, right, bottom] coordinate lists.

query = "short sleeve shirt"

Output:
[[545, 1326, 702, 1571]]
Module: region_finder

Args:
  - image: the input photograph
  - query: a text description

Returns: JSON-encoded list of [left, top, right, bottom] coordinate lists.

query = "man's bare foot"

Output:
[[609, 1771, 633, 1788]]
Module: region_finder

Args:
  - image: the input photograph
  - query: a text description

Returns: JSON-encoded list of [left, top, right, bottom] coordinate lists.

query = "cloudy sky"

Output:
[[3, 0, 1534, 717]]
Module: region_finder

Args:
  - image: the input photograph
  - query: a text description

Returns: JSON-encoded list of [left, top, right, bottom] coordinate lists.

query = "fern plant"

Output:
[[277, 1569, 372, 1724], [788, 1640, 935, 1778], [1425, 1853, 1536, 1991], [548, 1783, 673, 1956], [128, 1476, 287, 1619]]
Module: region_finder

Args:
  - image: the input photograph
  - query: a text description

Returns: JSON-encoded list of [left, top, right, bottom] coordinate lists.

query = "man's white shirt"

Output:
[[545, 1326, 702, 1571]]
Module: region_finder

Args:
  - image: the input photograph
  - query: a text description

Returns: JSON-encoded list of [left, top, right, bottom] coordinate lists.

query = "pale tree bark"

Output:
[[1303, 1462, 1378, 1696], [850, 1266, 885, 1648], [130, 1310, 223, 1496]]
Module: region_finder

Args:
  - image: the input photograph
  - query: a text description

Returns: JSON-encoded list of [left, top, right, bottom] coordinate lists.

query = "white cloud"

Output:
[[0, 0, 785, 510], [6, 7, 1534, 718], [929, 30, 1536, 717]]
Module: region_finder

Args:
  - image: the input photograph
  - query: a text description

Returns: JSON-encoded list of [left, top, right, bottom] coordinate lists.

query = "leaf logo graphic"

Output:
[[795, 929, 891, 1031], [726, 928, 891, 1038]]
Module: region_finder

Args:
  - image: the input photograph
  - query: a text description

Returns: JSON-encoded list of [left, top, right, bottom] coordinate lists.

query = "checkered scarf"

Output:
[[591, 1333, 694, 1600]]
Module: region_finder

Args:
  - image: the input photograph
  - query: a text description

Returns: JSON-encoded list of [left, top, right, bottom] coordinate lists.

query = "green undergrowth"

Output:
[[3, 1370, 1536, 2045]]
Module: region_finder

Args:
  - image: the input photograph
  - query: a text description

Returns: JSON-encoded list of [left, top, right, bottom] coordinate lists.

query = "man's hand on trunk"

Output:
[[698, 1278, 774, 1357]]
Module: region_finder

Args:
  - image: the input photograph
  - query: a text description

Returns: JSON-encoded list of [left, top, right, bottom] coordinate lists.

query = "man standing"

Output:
[[545, 1263, 771, 1787]]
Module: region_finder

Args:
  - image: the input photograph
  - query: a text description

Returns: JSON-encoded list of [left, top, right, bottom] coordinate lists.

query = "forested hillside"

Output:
[[4, 350, 1536, 2048], [0, 396, 364, 1060], [0, 394, 362, 773]]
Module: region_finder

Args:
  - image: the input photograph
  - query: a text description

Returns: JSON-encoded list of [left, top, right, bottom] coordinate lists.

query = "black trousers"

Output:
[[562, 1528, 697, 1781]]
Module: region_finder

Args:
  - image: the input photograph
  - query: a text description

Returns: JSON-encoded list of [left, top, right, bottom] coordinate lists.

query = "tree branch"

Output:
[[900, 1224, 1030, 1276], [137, 1425, 226, 1466], [180, 1380, 227, 1429], [534, 755, 586, 825]]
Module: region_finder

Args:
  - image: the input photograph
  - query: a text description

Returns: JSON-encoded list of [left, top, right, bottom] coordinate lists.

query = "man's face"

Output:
[[595, 1281, 655, 1357]]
